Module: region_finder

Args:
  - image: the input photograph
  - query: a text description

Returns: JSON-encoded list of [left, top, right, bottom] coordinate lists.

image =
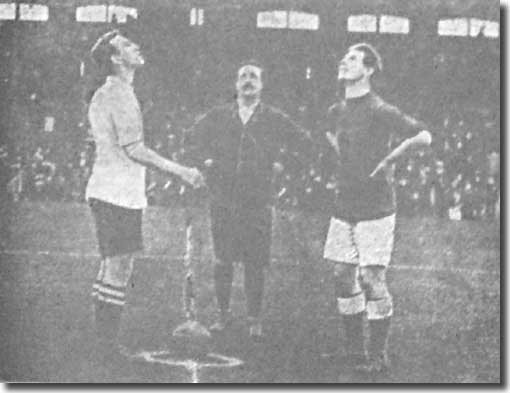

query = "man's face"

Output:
[[338, 48, 372, 82], [110, 35, 144, 68], [236, 65, 263, 98]]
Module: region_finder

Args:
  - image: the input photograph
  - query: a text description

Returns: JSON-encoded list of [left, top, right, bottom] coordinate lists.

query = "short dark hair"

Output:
[[348, 42, 383, 75], [84, 30, 120, 103], [90, 30, 120, 76]]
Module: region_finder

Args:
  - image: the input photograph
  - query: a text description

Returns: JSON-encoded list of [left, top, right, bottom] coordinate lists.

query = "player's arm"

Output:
[[370, 108, 432, 178], [370, 130, 431, 177], [124, 141, 204, 188], [89, 94, 204, 188]]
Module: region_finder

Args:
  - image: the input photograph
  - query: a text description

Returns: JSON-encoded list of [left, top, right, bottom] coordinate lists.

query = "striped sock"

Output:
[[94, 282, 127, 307], [91, 259, 106, 299], [91, 279, 102, 299], [93, 282, 126, 344]]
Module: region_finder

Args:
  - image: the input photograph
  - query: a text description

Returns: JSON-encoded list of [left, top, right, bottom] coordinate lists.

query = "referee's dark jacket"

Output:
[[185, 102, 312, 210]]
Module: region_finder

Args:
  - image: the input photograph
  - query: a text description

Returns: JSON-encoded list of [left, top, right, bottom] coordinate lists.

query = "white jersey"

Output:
[[85, 75, 147, 209]]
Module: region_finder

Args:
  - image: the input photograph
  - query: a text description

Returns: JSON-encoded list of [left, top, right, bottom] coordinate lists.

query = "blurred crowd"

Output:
[[0, 4, 499, 221], [0, 108, 499, 221]]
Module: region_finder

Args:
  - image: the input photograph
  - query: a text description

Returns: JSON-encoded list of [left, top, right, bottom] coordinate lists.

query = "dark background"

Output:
[[0, 0, 500, 220]]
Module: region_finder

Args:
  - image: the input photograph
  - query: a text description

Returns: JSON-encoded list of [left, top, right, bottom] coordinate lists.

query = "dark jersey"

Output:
[[321, 92, 426, 221], [186, 102, 312, 209]]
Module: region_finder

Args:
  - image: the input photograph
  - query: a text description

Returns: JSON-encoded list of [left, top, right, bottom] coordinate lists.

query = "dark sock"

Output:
[[343, 311, 366, 356], [214, 263, 233, 312], [368, 317, 391, 356], [94, 298, 123, 346]]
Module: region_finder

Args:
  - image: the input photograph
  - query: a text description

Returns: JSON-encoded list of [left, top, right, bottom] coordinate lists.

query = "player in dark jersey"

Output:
[[321, 43, 432, 373], [185, 60, 312, 339]]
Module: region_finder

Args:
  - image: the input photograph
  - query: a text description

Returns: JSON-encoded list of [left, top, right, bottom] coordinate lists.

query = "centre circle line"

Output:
[[125, 349, 244, 383]]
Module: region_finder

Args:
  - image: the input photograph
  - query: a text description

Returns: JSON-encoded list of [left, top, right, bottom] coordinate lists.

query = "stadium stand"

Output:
[[0, 0, 499, 220]]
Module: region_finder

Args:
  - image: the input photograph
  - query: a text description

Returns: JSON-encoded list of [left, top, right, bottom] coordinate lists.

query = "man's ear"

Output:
[[366, 67, 375, 77]]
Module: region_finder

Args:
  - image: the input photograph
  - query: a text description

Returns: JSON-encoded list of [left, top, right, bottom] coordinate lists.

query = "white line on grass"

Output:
[[0, 248, 496, 276], [123, 349, 243, 383]]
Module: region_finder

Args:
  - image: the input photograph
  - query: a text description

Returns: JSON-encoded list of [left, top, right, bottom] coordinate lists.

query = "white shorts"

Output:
[[323, 214, 396, 267]]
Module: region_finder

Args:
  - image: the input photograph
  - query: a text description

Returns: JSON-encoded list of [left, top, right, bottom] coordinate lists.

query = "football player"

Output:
[[321, 43, 432, 372], [86, 30, 204, 364]]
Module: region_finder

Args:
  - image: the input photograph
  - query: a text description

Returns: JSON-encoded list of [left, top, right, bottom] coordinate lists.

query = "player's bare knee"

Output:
[[360, 266, 389, 299], [104, 254, 134, 287], [333, 262, 359, 296]]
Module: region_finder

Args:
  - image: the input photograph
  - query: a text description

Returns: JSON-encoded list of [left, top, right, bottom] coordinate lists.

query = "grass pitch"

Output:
[[0, 202, 500, 383]]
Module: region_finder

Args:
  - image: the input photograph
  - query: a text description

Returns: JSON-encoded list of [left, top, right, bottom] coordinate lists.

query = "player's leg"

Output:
[[209, 204, 235, 332], [91, 257, 109, 341], [356, 214, 396, 372], [323, 217, 366, 364], [359, 265, 392, 371], [89, 199, 142, 354], [95, 254, 134, 342], [334, 263, 365, 359], [91, 258, 106, 299], [241, 206, 272, 339]]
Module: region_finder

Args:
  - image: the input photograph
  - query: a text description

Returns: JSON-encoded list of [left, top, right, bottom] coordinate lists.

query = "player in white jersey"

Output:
[[86, 30, 204, 366]]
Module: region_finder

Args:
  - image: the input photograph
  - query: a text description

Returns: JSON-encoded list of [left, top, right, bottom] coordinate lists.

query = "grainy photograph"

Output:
[[0, 0, 500, 384]]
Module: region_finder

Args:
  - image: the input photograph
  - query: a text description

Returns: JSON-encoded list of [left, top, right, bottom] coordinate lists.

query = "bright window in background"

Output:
[[76, 5, 107, 22], [44, 116, 55, 133], [108, 5, 137, 23], [19, 3, 48, 21], [190, 7, 204, 26], [379, 15, 409, 34], [257, 10, 287, 29], [288, 11, 319, 30], [482, 20, 499, 38], [438, 18, 468, 36], [469, 18, 499, 38], [0, 3, 15, 20], [347, 14, 377, 33], [305, 66, 312, 80]]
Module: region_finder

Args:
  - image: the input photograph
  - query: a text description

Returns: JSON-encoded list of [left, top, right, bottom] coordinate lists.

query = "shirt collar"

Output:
[[233, 98, 262, 122], [237, 97, 260, 112], [345, 90, 372, 103]]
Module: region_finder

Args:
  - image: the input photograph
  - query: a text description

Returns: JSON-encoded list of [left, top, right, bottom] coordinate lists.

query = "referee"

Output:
[[185, 60, 312, 339], [86, 30, 204, 364]]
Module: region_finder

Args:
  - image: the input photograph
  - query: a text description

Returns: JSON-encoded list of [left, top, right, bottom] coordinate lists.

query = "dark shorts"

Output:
[[89, 198, 143, 259], [210, 204, 272, 266]]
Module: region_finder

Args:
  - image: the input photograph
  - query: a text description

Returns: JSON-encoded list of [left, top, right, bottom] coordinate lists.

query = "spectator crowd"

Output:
[[0, 107, 499, 221], [0, 2, 498, 223]]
